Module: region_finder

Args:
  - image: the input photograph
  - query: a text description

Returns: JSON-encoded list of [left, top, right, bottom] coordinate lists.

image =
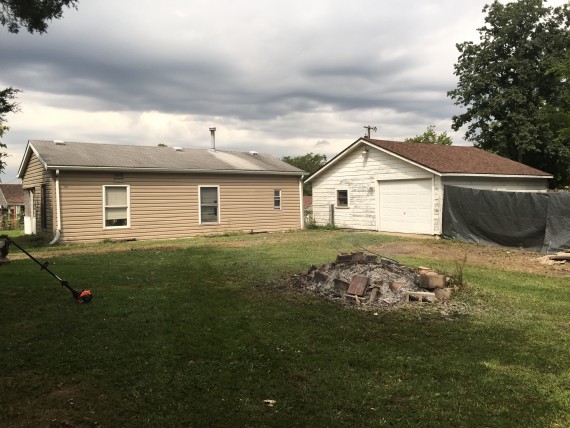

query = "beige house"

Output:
[[18, 140, 306, 243]]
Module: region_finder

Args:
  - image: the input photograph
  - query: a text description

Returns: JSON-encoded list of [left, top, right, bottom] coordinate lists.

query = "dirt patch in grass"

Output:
[[366, 238, 570, 276]]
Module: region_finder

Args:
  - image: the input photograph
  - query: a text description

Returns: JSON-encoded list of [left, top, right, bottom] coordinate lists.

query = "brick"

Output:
[[368, 288, 380, 303], [334, 279, 350, 293], [336, 253, 353, 263], [390, 281, 405, 293], [347, 275, 369, 296], [351, 252, 365, 262], [434, 288, 452, 301], [419, 273, 446, 289]]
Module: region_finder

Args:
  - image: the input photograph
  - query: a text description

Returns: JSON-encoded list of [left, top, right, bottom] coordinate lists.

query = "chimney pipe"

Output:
[[209, 127, 216, 151]]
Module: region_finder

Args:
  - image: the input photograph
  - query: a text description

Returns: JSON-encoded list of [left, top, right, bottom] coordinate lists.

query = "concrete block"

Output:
[[405, 291, 436, 303]]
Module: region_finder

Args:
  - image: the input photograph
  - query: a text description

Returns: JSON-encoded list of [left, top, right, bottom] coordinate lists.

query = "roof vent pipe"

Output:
[[209, 127, 216, 151]]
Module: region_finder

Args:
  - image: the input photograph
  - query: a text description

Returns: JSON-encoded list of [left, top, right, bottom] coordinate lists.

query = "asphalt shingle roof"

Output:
[[24, 140, 305, 175], [367, 139, 551, 176], [0, 184, 25, 205]]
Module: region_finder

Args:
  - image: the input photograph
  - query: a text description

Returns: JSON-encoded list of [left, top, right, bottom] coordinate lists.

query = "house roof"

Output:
[[0, 184, 25, 206], [306, 138, 552, 182], [18, 140, 306, 177]]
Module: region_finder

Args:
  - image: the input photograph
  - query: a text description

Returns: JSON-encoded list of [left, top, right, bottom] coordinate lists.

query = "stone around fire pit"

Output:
[[291, 252, 456, 311]]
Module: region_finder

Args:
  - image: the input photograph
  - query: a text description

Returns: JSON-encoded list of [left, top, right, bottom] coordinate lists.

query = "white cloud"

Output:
[[2, 0, 564, 181]]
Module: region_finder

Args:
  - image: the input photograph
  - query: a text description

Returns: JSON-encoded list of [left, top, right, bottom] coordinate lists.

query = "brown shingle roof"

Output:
[[367, 139, 551, 176], [0, 184, 25, 205]]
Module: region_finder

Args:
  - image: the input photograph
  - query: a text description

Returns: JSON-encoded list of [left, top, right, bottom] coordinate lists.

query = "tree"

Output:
[[0, 0, 78, 34], [0, 0, 78, 178], [405, 125, 453, 145], [0, 88, 20, 176], [282, 152, 327, 195], [448, 0, 570, 187]]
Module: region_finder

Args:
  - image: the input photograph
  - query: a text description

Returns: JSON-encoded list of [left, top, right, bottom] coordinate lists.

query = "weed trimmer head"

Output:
[[62, 280, 93, 304], [0, 235, 92, 304]]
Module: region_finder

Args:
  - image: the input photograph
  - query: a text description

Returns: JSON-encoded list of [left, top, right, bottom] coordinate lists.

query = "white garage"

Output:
[[305, 137, 551, 235]]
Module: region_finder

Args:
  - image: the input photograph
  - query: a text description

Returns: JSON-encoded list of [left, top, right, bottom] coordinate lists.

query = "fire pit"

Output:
[[291, 252, 454, 310]]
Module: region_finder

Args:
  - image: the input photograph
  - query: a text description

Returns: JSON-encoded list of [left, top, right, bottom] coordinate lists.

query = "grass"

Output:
[[0, 230, 569, 427]]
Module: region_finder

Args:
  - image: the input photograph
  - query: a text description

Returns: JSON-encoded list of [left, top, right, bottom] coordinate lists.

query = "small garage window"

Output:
[[274, 189, 281, 210], [337, 190, 348, 207]]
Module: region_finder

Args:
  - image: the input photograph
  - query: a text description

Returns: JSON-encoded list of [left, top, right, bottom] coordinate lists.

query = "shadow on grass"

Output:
[[0, 243, 568, 427]]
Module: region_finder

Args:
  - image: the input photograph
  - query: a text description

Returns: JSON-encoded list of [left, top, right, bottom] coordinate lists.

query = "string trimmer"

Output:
[[0, 235, 92, 304]]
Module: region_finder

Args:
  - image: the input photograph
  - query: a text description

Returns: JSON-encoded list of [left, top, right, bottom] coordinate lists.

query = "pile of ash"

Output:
[[291, 252, 453, 310]]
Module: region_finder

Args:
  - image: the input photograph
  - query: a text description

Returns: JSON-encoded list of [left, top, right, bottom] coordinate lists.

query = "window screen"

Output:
[[200, 186, 219, 223], [274, 189, 281, 209], [337, 190, 348, 207], [104, 186, 129, 227]]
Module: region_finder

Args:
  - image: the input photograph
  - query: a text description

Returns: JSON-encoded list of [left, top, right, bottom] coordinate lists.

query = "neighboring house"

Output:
[[18, 140, 306, 243], [0, 184, 25, 229], [303, 195, 313, 223], [305, 137, 552, 235]]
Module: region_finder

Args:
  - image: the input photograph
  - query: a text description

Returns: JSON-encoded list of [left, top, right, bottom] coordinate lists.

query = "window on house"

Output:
[[274, 189, 281, 210], [337, 190, 348, 207], [200, 186, 219, 224], [104, 185, 130, 228]]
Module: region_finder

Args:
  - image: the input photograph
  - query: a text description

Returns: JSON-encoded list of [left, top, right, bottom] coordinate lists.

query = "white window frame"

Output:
[[336, 189, 349, 208], [199, 185, 221, 224], [103, 185, 130, 229], [274, 189, 282, 210]]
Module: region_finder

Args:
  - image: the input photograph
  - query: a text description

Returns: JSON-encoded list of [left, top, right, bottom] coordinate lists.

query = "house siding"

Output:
[[311, 147, 432, 229], [21, 153, 55, 236], [57, 171, 301, 243]]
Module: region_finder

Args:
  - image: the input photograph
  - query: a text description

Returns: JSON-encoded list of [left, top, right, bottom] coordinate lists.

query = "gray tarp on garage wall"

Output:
[[442, 186, 570, 253]]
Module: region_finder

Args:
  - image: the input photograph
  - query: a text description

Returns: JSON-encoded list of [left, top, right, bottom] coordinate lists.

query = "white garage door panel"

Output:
[[379, 179, 433, 234]]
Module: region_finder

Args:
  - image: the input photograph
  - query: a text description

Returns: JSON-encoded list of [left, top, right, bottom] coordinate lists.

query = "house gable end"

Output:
[[306, 138, 439, 183], [18, 142, 48, 179]]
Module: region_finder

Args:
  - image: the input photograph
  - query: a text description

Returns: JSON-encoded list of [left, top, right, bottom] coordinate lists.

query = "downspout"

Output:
[[299, 175, 305, 229], [49, 169, 62, 245]]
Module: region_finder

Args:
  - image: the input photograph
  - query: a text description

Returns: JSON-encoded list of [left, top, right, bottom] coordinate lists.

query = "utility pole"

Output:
[[363, 125, 377, 138]]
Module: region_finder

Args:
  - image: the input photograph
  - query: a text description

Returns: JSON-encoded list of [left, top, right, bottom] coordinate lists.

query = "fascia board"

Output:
[[45, 165, 305, 176], [305, 139, 364, 183], [17, 142, 48, 178], [441, 173, 553, 179]]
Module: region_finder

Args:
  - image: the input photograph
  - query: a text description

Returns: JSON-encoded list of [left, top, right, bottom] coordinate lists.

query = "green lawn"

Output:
[[1, 231, 569, 427]]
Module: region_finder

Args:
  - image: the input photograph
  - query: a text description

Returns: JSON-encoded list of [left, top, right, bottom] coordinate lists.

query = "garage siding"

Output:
[[442, 176, 549, 192], [311, 147, 431, 230]]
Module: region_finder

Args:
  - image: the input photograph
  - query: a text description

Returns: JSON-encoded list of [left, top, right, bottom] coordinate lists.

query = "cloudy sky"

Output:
[[0, 0, 566, 182]]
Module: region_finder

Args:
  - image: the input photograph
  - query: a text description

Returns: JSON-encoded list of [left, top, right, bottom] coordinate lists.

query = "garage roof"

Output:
[[306, 138, 552, 182]]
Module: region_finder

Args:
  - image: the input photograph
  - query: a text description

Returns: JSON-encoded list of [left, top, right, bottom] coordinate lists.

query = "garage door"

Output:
[[379, 179, 433, 234]]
